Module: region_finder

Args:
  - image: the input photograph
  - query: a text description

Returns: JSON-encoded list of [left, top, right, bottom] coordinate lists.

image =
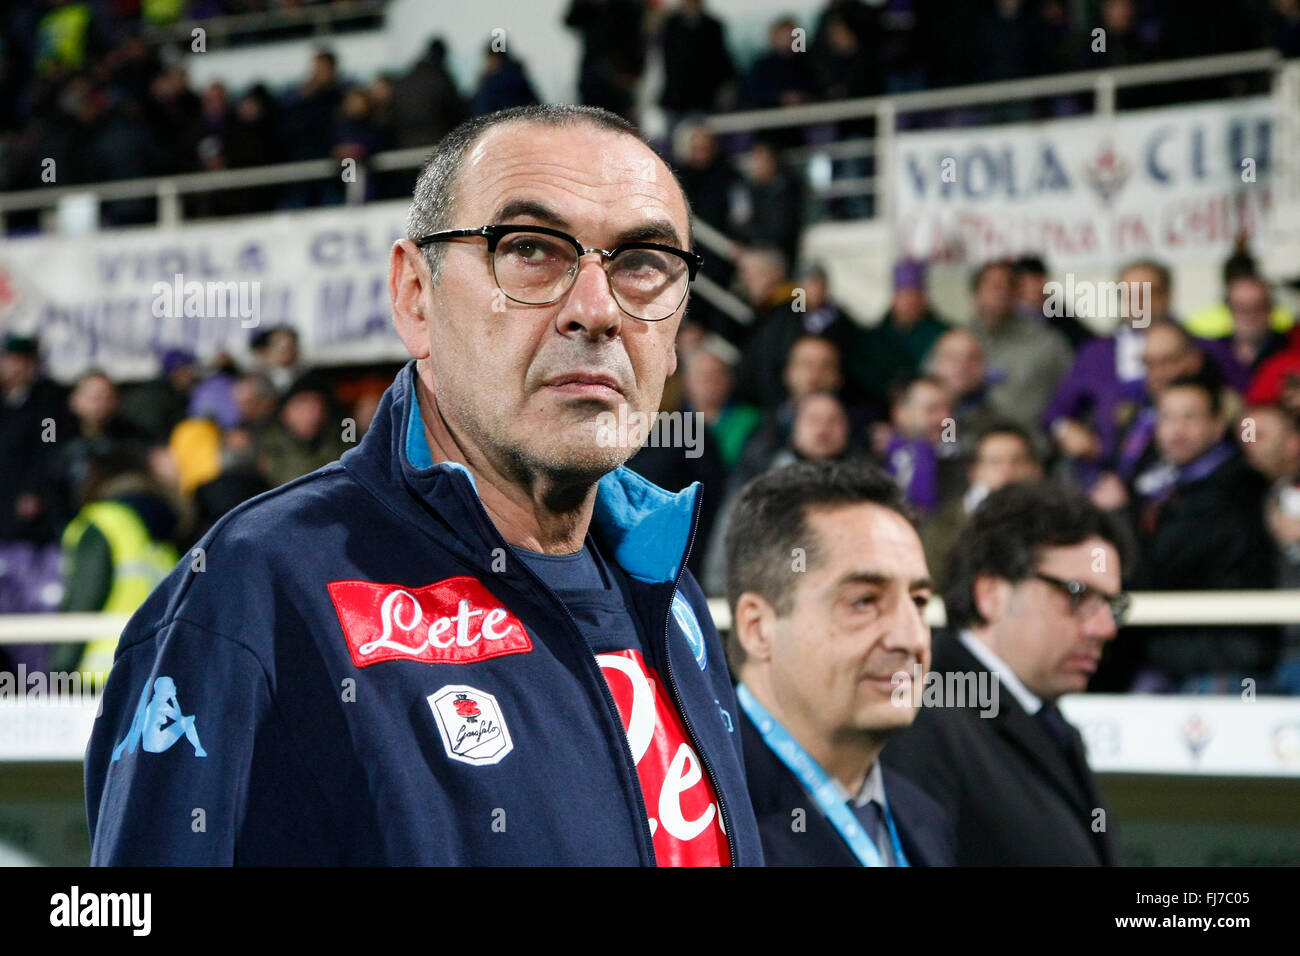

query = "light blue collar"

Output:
[[405, 375, 697, 584]]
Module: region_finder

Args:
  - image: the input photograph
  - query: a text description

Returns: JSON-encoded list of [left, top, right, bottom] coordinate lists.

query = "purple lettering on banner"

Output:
[[318, 278, 352, 345], [311, 231, 343, 266], [236, 242, 266, 274]]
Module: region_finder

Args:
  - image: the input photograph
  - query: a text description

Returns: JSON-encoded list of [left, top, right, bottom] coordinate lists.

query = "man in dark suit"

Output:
[[723, 459, 956, 866], [883, 482, 1129, 865]]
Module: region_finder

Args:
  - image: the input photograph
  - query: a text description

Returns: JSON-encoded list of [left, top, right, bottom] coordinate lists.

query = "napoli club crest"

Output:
[[671, 592, 708, 670], [428, 684, 514, 765]]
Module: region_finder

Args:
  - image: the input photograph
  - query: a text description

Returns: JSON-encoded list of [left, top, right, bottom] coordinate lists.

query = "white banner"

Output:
[[1061, 694, 1300, 777], [892, 98, 1276, 270], [0, 201, 413, 384]]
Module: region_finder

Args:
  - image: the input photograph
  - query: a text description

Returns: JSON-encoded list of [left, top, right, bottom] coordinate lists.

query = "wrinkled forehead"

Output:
[[454, 120, 690, 244], [804, 504, 928, 581]]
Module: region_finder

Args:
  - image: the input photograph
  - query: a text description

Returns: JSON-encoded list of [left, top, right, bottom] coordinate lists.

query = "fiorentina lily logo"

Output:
[[1181, 713, 1213, 762], [328, 576, 533, 667], [1083, 142, 1131, 205]]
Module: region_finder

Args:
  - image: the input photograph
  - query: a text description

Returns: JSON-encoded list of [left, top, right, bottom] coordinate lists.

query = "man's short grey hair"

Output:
[[406, 104, 691, 282]]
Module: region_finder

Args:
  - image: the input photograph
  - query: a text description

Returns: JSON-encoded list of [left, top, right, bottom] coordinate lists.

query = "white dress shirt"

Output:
[[957, 629, 1043, 716]]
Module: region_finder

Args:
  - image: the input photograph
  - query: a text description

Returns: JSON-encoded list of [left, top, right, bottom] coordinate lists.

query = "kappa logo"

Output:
[[671, 592, 708, 670], [428, 684, 514, 765], [329, 576, 533, 667], [111, 676, 206, 762]]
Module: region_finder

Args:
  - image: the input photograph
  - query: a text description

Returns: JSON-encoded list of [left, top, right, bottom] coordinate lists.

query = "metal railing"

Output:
[[2, 48, 1295, 310], [702, 47, 1287, 217], [2, 48, 1286, 224], [141, 0, 388, 47], [2, 590, 1298, 644]]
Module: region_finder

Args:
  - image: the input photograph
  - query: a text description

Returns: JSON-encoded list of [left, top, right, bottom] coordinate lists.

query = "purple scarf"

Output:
[[886, 436, 939, 513]]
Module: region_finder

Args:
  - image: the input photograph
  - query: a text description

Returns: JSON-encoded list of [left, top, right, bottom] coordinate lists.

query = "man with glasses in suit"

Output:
[[883, 481, 1130, 865]]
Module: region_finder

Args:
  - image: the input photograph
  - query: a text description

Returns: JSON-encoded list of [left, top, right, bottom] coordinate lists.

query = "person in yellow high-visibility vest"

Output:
[[54, 454, 181, 689]]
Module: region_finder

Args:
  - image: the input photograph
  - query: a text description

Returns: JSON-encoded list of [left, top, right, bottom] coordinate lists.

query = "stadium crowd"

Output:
[[4, 0, 1300, 224], [3, 0, 1300, 698], [3, 239, 1300, 695]]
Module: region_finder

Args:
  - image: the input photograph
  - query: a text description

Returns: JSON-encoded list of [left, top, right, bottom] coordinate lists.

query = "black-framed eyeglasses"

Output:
[[414, 224, 703, 322], [1031, 571, 1130, 626]]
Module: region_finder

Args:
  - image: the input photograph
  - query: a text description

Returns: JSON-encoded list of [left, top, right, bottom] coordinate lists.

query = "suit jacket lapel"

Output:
[[739, 708, 860, 866], [940, 636, 1096, 820], [994, 698, 1098, 819], [879, 767, 934, 867]]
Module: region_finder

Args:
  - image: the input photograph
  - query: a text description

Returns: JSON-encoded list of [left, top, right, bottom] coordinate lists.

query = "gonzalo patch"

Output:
[[427, 684, 514, 766]]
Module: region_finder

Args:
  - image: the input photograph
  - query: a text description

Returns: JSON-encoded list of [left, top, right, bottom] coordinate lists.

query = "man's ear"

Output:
[[391, 239, 432, 361], [733, 591, 777, 665], [972, 573, 1011, 626]]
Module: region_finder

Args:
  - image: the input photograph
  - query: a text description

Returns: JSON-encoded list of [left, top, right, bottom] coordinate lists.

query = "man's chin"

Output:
[[520, 435, 636, 484], [1052, 672, 1091, 698], [856, 706, 914, 735]]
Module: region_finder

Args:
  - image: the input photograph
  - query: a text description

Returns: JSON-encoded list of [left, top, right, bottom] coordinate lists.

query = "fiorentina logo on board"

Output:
[[1083, 142, 1131, 205]]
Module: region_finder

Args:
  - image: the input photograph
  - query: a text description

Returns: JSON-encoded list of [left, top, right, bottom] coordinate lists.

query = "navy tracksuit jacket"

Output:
[[85, 361, 763, 865]]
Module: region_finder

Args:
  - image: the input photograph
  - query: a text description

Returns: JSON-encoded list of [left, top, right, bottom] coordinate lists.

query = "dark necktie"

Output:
[[1036, 702, 1072, 750], [853, 799, 895, 866], [1036, 702, 1089, 786]]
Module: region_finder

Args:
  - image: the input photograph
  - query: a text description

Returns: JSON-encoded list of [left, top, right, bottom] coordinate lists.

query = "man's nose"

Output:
[[886, 596, 931, 657], [555, 255, 622, 340], [1083, 601, 1120, 641]]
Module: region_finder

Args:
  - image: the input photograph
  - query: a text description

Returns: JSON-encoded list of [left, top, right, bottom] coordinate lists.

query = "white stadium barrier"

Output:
[[3, 594, 1299, 771]]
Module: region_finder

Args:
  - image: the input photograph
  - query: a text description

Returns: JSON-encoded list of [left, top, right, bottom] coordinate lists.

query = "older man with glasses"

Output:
[[86, 105, 763, 866], [883, 481, 1130, 866]]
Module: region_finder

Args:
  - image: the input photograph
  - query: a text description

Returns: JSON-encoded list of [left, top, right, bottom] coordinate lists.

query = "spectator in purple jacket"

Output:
[[878, 376, 960, 515], [1086, 322, 1221, 511], [187, 353, 241, 430], [1045, 261, 1174, 482], [1047, 261, 1253, 491]]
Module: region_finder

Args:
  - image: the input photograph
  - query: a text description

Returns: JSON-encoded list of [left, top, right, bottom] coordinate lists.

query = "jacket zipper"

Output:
[[658, 490, 737, 867], [457, 483, 660, 865]]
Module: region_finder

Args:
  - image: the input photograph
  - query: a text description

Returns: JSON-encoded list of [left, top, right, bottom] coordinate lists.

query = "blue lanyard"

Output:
[[737, 683, 909, 868]]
